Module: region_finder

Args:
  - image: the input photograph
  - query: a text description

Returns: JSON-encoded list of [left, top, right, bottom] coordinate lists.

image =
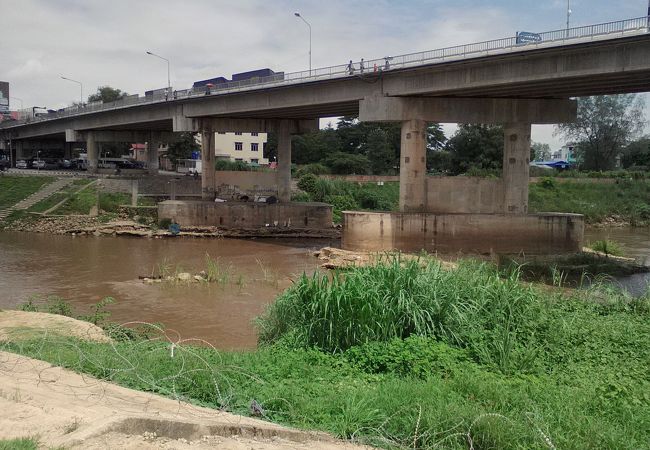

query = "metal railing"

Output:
[[3, 16, 648, 128]]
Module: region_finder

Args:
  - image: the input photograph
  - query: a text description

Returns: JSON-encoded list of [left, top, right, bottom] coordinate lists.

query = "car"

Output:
[[32, 160, 46, 170], [16, 160, 29, 169]]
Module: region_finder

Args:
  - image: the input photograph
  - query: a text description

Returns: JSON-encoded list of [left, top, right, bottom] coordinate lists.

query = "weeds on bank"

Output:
[[5, 259, 650, 449], [589, 239, 624, 257]]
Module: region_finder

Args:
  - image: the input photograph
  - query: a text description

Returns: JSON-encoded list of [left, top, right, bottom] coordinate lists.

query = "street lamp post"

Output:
[[146, 51, 171, 92], [566, 0, 572, 37], [61, 76, 83, 105], [294, 12, 312, 75]]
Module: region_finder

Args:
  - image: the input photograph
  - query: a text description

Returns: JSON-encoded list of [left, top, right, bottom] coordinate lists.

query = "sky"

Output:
[[1, 0, 648, 149]]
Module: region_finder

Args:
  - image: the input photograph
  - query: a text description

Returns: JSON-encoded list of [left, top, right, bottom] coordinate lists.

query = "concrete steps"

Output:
[[0, 178, 73, 222]]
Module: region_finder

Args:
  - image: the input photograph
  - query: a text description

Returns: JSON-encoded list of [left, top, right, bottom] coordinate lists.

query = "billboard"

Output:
[[0, 81, 8, 113]]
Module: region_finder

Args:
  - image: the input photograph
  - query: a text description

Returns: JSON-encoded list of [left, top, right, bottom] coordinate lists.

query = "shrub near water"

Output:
[[258, 258, 545, 373]]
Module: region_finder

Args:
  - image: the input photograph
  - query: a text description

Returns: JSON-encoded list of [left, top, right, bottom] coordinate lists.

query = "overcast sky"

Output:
[[1, 0, 648, 149]]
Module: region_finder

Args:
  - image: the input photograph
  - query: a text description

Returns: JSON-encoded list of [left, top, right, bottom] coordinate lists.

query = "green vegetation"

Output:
[[4, 259, 649, 449], [529, 179, 650, 224], [296, 174, 398, 222], [215, 159, 269, 171], [0, 438, 38, 450], [0, 175, 53, 210], [28, 178, 93, 213], [589, 239, 624, 257]]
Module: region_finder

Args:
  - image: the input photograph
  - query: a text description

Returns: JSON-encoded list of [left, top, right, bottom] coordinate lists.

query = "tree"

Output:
[[362, 128, 395, 174], [100, 142, 130, 158], [427, 123, 446, 151], [88, 86, 128, 104], [531, 142, 551, 161], [622, 137, 650, 169], [444, 124, 504, 174], [323, 152, 371, 174], [556, 95, 645, 170], [166, 133, 199, 168]]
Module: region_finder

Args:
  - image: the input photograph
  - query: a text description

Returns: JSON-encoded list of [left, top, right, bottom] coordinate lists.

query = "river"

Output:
[[0, 232, 334, 349], [0, 229, 647, 349], [583, 227, 650, 296]]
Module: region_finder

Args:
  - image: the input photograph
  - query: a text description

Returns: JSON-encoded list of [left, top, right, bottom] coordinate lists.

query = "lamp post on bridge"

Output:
[[294, 12, 312, 76], [566, 0, 572, 37], [146, 51, 171, 93], [60, 76, 83, 105]]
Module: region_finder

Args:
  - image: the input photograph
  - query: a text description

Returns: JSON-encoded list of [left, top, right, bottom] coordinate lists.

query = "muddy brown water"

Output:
[[0, 228, 647, 350], [0, 232, 335, 349], [583, 227, 650, 296]]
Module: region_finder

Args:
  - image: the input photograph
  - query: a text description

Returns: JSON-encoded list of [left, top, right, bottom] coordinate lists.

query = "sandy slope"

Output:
[[0, 310, 369, 450]]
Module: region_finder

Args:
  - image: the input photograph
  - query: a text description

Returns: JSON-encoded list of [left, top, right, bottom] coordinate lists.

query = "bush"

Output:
[[295, 163, 330, 178], [215, 160, 263, 171], [344, 336, 472, 378], [589, 239, 624, 257], [539, 177, 557, 189], [296, 173, 318, 195]]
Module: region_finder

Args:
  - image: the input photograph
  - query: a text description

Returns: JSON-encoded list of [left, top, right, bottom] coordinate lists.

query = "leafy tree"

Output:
[[292, 128, 341, 165], [427, 150, 453, 173], [323, 152, 371, 175], [88, 86, 128, 104], [444, 124, 504, 174], [362, 128, 395, 175], [556, 95, 645, 170], [621, 137, 650, 169], [531, 142, 551, 161], [427, 123, 446, 151], [264, 132, 277, 162], [166, 132, 199, 168]]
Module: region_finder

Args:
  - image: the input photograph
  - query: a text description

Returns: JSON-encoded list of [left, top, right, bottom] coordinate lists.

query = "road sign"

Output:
[[516, 32, 543, 44]]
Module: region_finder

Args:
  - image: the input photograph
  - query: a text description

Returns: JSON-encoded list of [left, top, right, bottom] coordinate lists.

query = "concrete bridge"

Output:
[[2, 16, 650, 254]]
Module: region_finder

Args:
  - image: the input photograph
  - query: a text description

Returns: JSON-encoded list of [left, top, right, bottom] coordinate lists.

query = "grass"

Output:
[[296, 175, 399, 223], [529, 179, 650, 225], [28, 178, 93, 213], [589, 239, 624, 257], [0, 438, 38, 450], [3, 259, 649, 449], [0, 175, 54, 210]]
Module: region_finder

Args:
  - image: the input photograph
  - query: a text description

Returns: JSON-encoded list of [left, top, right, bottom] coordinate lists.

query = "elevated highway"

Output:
[[2, 17, 649, 254]]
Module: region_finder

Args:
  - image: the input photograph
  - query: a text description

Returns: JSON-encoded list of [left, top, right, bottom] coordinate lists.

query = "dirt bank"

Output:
[[3, 215, 340, 239], [0, 351, 368, 449], [0, 310, 110, 343]]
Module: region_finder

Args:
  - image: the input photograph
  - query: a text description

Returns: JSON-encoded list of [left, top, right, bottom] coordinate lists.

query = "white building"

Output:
[[212, 132, 269, 165]]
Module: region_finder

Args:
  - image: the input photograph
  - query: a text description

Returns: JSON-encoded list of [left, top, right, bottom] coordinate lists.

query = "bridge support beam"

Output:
[[277, 120, 292, 203], [86, 131, 98, 174], [201, 127, 216, 200], [503, 123, 531, 214], [147, 134, 160, 175], [399, 119, 427, 212]]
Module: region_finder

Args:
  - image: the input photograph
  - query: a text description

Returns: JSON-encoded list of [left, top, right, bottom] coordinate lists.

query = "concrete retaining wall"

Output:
[[426, 177, 504, 214], [214, 170, 278, 198], [342, 211, 584, 254], [159, 200, 333, 229]]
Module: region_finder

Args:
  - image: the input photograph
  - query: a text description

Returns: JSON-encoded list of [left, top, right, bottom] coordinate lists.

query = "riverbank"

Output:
[[2, 257, 648, 449]]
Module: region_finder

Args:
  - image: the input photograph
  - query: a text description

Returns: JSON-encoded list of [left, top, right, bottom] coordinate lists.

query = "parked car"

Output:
[[16, 160, 29, 169]]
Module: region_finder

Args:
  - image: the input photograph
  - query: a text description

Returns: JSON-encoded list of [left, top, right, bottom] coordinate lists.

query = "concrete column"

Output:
[[201, 128, 216, 200], [502, 122, 531, 214], [399, 119, 427, 212], [147, 140, 160, 175], [277, 120, 292, 202], [86, 131, 98, 174], [131, 180, 138, 206]]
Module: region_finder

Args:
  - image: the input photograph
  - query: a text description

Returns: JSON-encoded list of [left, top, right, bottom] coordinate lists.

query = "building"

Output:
[[212, 132, 269, 165], [551, 143, 576, 163]]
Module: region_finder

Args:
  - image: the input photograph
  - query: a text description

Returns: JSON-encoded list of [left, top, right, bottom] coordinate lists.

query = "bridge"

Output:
[[2, 17, 650, 254]]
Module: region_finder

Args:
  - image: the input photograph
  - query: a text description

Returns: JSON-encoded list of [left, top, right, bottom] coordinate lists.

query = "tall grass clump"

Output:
[[258, 258, 543, 373], [589, 239, 624, 257]]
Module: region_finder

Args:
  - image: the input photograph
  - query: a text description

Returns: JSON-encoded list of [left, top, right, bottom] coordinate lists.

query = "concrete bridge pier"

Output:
[[86, 131, 98, 174], [399, 119, 427, 212], [276, 120, 292, 203], [200, 125, 216, 200], [344, 95, 583, 255], [503, 123, 531, 214], [147, 134, 160, 175]]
